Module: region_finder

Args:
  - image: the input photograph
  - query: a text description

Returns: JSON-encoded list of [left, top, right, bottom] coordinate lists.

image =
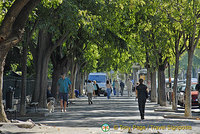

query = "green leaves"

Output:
[[0, 0, 14, 24], [41, 0, 63, 8]]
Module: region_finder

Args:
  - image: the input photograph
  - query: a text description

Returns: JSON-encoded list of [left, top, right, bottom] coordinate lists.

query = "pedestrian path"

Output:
[[34, 94, 200, 134], [1, 92, 200, 134]]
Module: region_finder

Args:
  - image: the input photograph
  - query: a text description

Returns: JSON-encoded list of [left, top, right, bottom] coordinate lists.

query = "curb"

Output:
[[154, 108, 200, 113], [154, 109, 177, 112], [163, 115, 200, 120]]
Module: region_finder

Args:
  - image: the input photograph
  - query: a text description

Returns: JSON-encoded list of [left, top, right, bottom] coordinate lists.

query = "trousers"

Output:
[[138, 100, 146, 119], [88, 93, 92, 103]]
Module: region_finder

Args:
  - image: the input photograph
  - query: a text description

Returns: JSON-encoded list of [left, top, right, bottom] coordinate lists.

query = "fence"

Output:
[[3, 76, 35, 100], [3, 75, 52, 100]]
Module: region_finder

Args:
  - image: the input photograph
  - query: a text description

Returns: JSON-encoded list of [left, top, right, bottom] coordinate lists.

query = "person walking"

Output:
[[106, 80, 112, 99], [195, 81, 200, 91], [57, 73, 72, 112], [126, 78, 133, 97], [136, 79, 148, 120], [112, 80, 116, 96], [93, 80, 100, 97], [120, 81, 125, 96], [115, 80, 120, 97], [86, 80, 95, 105]]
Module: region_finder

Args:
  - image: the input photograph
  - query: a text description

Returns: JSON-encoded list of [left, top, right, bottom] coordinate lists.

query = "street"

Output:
[[1, 91, 200, 134]]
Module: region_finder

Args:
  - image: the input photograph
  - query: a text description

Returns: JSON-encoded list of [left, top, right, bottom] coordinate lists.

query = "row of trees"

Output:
[[0, 0, 200, 122]]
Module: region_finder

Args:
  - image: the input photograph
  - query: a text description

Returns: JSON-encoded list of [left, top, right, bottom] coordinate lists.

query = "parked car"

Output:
[[177, 79, 186, 84], [177, 84, 199, 107]]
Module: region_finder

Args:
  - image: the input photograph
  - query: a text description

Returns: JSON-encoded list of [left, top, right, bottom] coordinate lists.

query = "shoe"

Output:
[[91, 102, 93, 104], [64, 109, 66, 112], [61, 109, 64, 112]]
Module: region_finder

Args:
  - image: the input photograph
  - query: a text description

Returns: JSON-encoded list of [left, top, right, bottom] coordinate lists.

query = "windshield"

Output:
[[88, 75, 106, 83]]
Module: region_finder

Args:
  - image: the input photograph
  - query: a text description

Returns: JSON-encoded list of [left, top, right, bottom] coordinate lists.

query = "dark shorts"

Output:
[[59, 93, 68, 101]]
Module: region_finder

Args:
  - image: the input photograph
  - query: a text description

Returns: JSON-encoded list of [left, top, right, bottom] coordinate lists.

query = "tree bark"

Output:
[[0, 49, 9, 122], [147, 67, 151, 94], [184, 29, 200, 117], [80, 73, 85, 96], [158, 64, 166, 106], [185, 50, 193, 117], [151, 71, 157, 102], [20, 38, 28, 115], [157, 69, 160, 104], [51, 64, 63, 100], [0, 0, 41, 122], [133, 68, 138, 87], [38, 56, 50, 107], [69, 59, 77, 99], [32, 30, 51, 107], [0, 0, 40, 42], [75, 69, 82, 95], [172, 52, 179, 110], [168, 63, 172, 105]]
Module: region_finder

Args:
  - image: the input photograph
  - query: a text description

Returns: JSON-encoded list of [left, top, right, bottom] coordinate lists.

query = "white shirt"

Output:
[[86, 83, 95, 93], [126, 80, 133, 91]]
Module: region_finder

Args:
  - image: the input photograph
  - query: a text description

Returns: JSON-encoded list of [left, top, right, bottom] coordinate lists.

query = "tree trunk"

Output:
[[151, 71, 157, 102], [75, 70, 82, 95], [0, 0, 41, 122], [168, 63, 172, 105], [158, 64, 166, 106], [172, 52, 179, 110], [157, 69, 160, 104], [185, 50, 194, 117], [69, 61, 77, 99], [51, 64, 63, 100], [0, 49, 9, 122], [147, 67, 151, 94], [20, 39, 28, 115], [38, 56, 50, 107], [80, 73, 84, 96], [133, 68, 137, 87], [32, 30, 51, 107]]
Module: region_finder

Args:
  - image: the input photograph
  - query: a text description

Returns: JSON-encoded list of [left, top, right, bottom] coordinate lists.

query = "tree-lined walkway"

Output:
[[32, 93, 200, 134], [1, 92, 200, 133]]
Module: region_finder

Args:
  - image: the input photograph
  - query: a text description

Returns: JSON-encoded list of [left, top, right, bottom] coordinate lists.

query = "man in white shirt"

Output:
[[86, 80, 95, 105]]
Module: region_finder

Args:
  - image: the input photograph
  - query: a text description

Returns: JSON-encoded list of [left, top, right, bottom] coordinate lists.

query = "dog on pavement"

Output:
[[47, 100, 54, 113]]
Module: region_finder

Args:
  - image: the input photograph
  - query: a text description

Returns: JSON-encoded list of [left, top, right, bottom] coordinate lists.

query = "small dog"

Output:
[[47, 100, 54, 113]]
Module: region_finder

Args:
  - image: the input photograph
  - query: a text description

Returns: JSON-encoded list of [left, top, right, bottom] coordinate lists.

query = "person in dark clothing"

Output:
[[136, 79, 148, 120], [120, 81, 125, 96], [47, 85, 55, 103], [93, 80, 100, 96], [47, 85, 53, 98], [195, 82, 200, 91]]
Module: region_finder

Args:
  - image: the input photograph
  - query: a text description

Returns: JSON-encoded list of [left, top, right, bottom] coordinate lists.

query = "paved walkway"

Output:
[[1, 92, 200, 134]]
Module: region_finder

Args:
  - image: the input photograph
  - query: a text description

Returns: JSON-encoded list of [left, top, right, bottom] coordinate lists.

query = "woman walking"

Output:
[[93, 80, 100, 97], [106, 80, 112, 99]]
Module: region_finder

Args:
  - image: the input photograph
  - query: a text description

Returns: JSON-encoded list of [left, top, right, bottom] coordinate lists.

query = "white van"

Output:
[[88, 73, 108, 96]]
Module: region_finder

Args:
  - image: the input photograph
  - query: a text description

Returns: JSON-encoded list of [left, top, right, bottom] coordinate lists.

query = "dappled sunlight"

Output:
[[33, 96, 200, 130]]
